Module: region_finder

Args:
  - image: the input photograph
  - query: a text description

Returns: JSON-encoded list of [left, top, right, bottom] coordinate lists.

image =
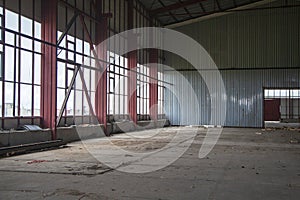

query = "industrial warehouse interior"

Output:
[[0, 0, 299, 199]]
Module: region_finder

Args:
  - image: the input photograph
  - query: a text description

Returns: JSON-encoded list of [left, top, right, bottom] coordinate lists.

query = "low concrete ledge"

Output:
[[0, 120, 170, 147], [113, 121, 136, 133], [112, 119, 169, 133], [56, 120, 169, 143], [57, 124, 112, 143], [0, 130, 51, 147]]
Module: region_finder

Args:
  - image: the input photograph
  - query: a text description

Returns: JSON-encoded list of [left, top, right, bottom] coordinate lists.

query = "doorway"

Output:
[[264, 99, 281, 121], [264, 88, 300, 128]]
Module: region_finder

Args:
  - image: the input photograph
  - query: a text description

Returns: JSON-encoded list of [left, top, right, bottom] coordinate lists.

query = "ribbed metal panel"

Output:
[[164, 1, 300, 127], [165, 69, 300, 127], [171, 0, 300, 70]]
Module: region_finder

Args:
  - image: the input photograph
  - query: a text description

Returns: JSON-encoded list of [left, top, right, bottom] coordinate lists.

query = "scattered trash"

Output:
[[203, 125, 215, 129], [87, 165, 103, 170], [27, 160, 49, 164], [22, 125, 42, 131], [6, 152, 16, 157], [255, 132, 262, 135], [290, 139, 298, 144]]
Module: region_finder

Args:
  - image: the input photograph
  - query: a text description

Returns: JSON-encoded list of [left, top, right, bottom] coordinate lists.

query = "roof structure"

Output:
[[138, 0, 265, 26]]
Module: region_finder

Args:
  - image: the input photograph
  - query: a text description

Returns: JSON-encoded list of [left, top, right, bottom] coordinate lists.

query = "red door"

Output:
[[264, 99, 281, 121]]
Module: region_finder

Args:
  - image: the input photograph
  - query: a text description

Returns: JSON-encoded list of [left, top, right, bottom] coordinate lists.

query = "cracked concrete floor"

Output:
[[0, 127, 299, 200]]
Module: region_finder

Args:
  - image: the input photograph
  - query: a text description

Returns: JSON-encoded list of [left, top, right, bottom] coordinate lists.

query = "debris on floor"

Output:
[[203, 125, 215, 129], [0, 127, 300, 199], [27, 160, 49, 164], [290, 139, 298, 144]]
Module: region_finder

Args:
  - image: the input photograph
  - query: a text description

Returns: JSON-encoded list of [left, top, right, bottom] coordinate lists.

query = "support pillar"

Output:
[[95, 0, 108, 134], [41, 0, 57, 140], [127, 0, 137, 124]]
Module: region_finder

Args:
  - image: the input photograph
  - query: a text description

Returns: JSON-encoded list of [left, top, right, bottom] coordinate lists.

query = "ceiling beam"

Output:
[[165, 0, 277, 28], [215, 0, 221, 10], [135, 0, 164, 25], [157, 0, 179, 22], [179, 0, 194, 18], [150, 0, 208, 15], [199, 2, 206, 12]]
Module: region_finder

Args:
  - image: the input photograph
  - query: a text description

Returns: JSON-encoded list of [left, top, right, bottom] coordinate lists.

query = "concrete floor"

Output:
[[0, 127, 299, 200], [265, 121, 300, 129]]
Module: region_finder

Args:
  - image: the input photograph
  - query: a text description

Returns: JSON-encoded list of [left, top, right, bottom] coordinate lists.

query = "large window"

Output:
[[107, 52, 128, 117], [56, 0, 98, 125], [0, 4, 41, 119], [0, 0, 165, 129], [137, 64, 150, 117], [158, 71, 164, 117], [0, 13, 3, 80]]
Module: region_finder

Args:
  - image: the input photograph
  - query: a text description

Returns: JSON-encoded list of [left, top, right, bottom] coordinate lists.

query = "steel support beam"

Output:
[[128, 51, 138, 124], [57, 13, 79, 46], [56, 65, 80, 127], [59, 0, 112, 24], [151, 0, 208, 15], [128, 0, 137, 124], [78, 69, 98, 122], [215, 0, 221, 11], [41, 0, 58, 140], [157, 0, 178, 22], [95, 0, 109, 135]]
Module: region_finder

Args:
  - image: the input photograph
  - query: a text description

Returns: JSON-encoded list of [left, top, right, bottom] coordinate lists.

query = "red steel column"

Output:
[[41, 0, 58, 140], [127, 0, 137, 124], [95, 0, 108, 134], [149, 49, 158, 121]]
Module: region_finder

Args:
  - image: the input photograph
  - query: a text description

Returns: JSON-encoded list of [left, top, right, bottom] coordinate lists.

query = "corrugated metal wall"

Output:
[[165, 69, 300, 127], [164, 0, 300, 127]]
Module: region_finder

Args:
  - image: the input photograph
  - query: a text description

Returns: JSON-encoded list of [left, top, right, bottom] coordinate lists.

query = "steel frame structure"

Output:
[[0, 0, 165, 138], [144, 0, 294, 26], [41, 0, 58, 139]]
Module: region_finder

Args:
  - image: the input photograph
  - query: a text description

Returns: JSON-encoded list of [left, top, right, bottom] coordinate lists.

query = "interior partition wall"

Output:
[[165, 1, 300, 127]]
